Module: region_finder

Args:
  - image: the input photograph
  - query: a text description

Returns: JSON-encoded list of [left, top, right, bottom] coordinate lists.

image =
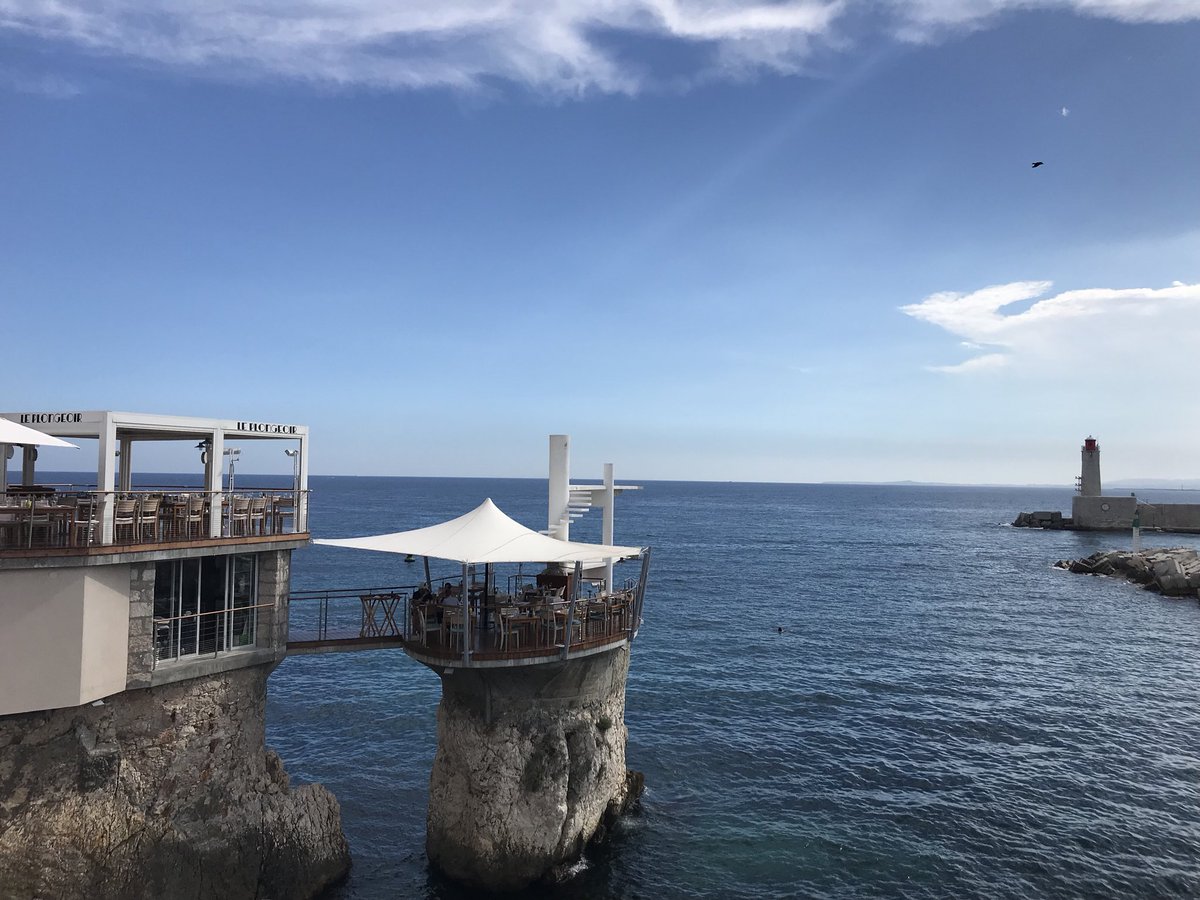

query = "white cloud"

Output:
[[0, 0, 1197, 94], [902, 280, 1200, 375], [927, 353, 1008, 374]]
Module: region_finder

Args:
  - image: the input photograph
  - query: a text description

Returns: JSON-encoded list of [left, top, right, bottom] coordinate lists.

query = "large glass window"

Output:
[[154, 554, 259, 663]]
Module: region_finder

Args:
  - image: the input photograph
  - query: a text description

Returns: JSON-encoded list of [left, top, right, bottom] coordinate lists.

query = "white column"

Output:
[[0, 444, 8, 494], [21, 446, 36, 486], [548, 434, 570, 540], [118, 437, 133, 493], [207, 430, 224, 538], [602, 462, 615, 593], [98, 417, 117, 544], [297, 434, 310, 532]]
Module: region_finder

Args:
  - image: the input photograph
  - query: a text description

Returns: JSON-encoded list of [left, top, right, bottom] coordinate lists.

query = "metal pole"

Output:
[[461, 562, 470, 666], [561, 559, 582, 660]]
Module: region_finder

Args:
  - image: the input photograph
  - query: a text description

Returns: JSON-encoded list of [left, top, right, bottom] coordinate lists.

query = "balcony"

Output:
[[0, 488, 309, 557], [288, 578, 645, 665]]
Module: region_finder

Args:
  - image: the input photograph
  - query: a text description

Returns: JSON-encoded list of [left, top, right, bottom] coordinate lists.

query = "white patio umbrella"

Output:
[[0, 418, 78, 449]]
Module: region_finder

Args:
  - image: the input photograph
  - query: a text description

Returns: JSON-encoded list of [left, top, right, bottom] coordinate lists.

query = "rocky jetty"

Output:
[[1013, 511, 1070, 529], [1055, 547, 1200, 598], [426, 645, 642, 891], [0, 663, 350, 900]]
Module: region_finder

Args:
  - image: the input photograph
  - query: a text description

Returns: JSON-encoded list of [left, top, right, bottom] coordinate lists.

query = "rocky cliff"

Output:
[[0, 662, 349, 900], [426, 645, 643, 891]]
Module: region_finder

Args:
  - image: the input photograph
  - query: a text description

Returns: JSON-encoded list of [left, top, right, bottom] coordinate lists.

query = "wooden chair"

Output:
[[73, 496, 99, 546], [248, 497, 267, 535], [137, 496, 161, 542], [181, 495, 206, 539], [113, 499, 138, 543], [229, 497, 251, 536]]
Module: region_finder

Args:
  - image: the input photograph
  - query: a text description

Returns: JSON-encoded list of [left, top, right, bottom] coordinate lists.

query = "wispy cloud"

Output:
[[0, 65, 82, 98], [0, 1, 1196, 95], [902, 280, 1200, 375]]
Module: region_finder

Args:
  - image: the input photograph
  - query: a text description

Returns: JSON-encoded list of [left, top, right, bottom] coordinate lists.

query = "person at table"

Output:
[[439, 582, 462, 607]]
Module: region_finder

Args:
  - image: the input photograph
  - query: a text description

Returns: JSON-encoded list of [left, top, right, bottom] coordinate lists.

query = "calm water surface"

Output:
[[266, 479, 1200, 899]]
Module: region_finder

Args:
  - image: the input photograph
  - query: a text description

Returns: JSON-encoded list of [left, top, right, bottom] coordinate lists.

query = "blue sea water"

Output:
[[266, 478, 1200, 899]]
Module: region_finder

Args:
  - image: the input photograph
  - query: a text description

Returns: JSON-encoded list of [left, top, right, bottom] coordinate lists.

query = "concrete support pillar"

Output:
[[98, 417, 117, 544], [207, 430, 224, 538], [21, 446, 36, 486], [118, 437, 133, 493]]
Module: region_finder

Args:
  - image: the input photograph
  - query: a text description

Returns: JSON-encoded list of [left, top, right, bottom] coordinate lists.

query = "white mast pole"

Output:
[[602, 462, 615, 593], [548, 434, 570, 541]]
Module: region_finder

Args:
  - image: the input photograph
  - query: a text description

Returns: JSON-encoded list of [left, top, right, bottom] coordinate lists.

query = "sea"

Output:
[[262, 477, 1200, 899]]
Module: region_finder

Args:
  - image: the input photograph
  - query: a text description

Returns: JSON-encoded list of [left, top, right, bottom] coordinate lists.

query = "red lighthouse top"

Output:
[[1083, 436, 1098, 452]]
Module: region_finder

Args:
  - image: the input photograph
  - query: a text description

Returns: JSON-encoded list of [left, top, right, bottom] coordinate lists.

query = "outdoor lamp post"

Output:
[[224, 447, 240, 494]]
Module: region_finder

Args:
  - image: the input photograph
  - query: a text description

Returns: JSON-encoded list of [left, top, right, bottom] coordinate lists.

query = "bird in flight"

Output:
[[1031, 161, 1044, 168]]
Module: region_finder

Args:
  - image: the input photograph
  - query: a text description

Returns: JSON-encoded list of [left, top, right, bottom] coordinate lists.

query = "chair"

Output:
[[73, 496, 99, 546], [414, 605, 441, 647], [113, 499, 138, 543], [248, 497, 267, 535], [444, 608, 466, 651], [185, 495, 207, 538], [496, 606, 523, 652], [272, 495, 295, 534], [585, 601, 610, 639], [229, 497, 251, 536], [137, 496, 161, 542]]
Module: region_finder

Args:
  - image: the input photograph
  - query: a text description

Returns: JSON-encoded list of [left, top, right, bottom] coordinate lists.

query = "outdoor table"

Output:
[[0, 504, 76, 548]]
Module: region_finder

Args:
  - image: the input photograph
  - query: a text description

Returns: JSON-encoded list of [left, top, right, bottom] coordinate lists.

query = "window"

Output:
[[154, 554, 259, 662]]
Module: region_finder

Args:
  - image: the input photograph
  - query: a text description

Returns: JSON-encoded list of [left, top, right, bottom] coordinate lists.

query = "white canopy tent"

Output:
[[0, 419, 78, 449], [315, 498, 644, 565]]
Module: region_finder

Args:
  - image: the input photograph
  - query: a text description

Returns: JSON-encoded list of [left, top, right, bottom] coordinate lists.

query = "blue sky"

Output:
[[2, 1, 1199, 484]]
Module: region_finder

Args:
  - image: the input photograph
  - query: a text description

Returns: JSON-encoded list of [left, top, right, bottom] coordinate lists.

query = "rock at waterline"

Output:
[[1054, 548, 1200, 598]]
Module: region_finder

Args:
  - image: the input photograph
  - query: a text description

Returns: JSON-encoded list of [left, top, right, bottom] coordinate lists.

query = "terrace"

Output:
[[307, 497, 651, 667], [0, 410, 309, 558], [288, 575, 646, 664]]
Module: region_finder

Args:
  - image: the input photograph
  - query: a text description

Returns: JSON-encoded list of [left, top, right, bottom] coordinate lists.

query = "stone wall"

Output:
[[0, 662, 349, 900], [426, 646, 642, 891], [1072, 495, 1138, 530]]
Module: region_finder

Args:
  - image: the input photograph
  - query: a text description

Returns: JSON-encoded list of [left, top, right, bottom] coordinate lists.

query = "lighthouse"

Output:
[[1079, 436, 1102, 497]]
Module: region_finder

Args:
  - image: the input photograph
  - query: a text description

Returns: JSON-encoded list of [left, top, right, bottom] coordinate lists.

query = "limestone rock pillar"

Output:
[[426, 646, 642, 891]]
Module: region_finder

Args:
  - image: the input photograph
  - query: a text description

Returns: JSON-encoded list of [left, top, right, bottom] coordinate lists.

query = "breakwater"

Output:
[[1055, 547, 1200, 598]]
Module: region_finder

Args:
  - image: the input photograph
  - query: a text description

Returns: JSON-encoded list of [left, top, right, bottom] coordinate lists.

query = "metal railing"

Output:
[[0, 488, 310, 553], [153, 601, 272, 665], [287, 582, 640, 660]]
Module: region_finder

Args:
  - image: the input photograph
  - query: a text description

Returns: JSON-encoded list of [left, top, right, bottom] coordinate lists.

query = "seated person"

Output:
[[439, 582, 462, 607]]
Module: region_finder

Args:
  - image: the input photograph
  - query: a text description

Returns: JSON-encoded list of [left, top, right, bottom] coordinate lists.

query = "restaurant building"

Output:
[[0, 409, 348, 900]]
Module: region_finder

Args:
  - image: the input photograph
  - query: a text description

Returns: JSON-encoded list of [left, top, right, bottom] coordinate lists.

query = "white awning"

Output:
[[0, 418, 78, 449], [315, 498, 644, 565]]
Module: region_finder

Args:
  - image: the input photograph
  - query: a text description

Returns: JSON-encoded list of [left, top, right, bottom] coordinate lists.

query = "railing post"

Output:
[[560, 560, 583, 660], [633, 548, 651, 640]]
